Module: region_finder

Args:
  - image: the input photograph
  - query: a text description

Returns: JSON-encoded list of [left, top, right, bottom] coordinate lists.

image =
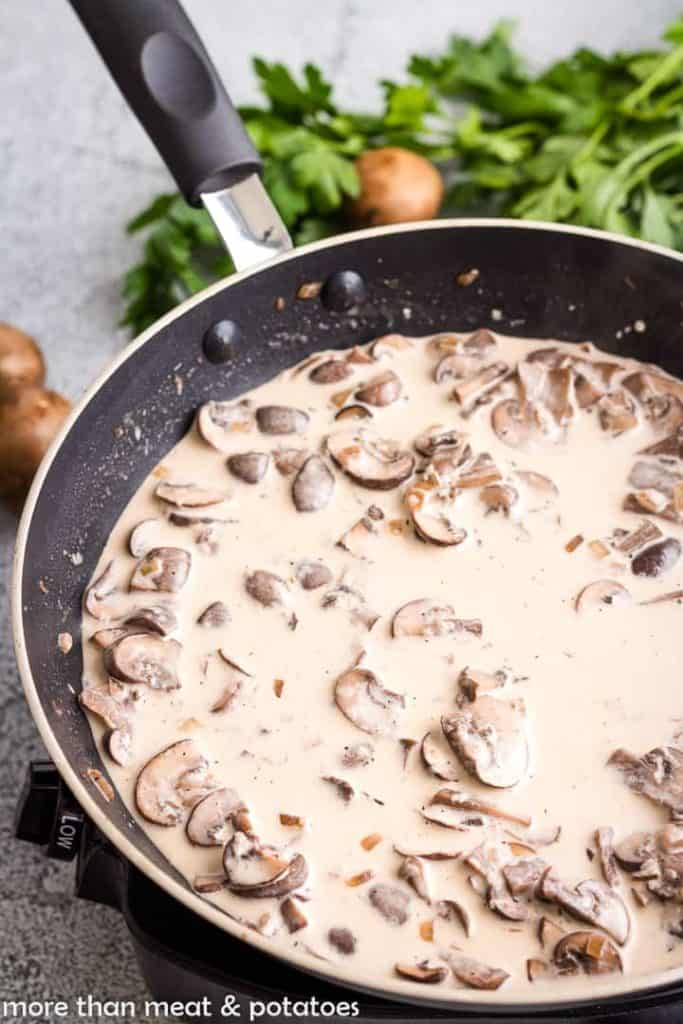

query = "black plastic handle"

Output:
[[68, 0, 262, 205]]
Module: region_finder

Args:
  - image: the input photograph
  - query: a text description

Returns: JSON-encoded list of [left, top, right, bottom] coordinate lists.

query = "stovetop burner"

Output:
[[14, 761, 683, 1023]]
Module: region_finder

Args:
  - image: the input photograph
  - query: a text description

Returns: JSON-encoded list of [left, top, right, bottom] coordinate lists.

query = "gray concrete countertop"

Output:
[[1, 1, 678, 1019]]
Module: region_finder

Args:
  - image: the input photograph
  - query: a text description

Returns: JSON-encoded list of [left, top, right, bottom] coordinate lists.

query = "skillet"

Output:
[[12, 0, 683, 1015]]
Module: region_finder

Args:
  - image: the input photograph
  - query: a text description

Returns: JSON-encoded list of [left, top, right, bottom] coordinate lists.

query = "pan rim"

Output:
[[12, 217, 683, 1012]]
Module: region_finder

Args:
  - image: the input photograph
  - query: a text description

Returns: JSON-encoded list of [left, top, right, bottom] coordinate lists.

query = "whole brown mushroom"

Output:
[[350, 148, 443, 227], [0, 323, 45, 401], [0, 386, 71, 496]]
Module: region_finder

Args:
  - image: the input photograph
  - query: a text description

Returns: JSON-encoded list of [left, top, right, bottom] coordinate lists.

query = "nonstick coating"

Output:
[[14, 221, 683, 1014]]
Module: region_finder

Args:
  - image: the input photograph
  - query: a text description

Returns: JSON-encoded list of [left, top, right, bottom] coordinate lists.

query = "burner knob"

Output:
[[15, 760, 85, 861]]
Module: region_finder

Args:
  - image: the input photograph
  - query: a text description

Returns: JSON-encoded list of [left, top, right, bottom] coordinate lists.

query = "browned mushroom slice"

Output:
[[281, 897, 308, 933], [405, 483, 466, 547], [526, 958, 549, 982], [108, 725, 132, 767], [623, 370, 683, 407], [129, 519, 162, 558], [245, 570, 291, 609], [574, 580, 632, 613], [395, 960, 447, 984], [91, 626, 129, 649], [327, 428, 415, 490], [553, 931, 622, 976], [502, 857, 548, 898], [227, 451, 270, 484], [335, 668, 404, 736], [197, 601, 231, 627], [614, 825, 683, 898], [156, 481, 227, 508], [420, 805, 470, 831], [197, 400, 253, 451], [421, 732, 459, 782], [392, 599, 480, 639], [322, 776, 355, 803], [355, 370, 402, 407], [337, 505, 385, 558], [310, 359, 353, 384], [446, 952, 509, 991], [79, 687, 130, 730], [615, 519, 662, 555], [632, 537, 681, 577], [135, 739, 211, 826], [335, 403, 373, 422], [186, 787, 247, 846], [256, 405, 309, 435], [525, 346, 571, 367], [519, 361, 574, 425], [328, 927, 356, 954], [413, 425, 470, 460], [296, 560, 333, 590], [105, 633, 181, 691], [210, 651, 252, 713], [539, 872, 630, 944], [608, 746, 683, 818], [457, 667, 506, 703], [453, 362, 509, 411], [491, 400, 539, 449], [431, 789, 531, 827], [84, 560, 122, 620], [629, 459, 682, 495], [464, 840, 528, 920], [123, 604, 178, 636], [480, 483, 518, 513], [273, 447, 309, 476], [595, 827, 619, 888], [224, 834, 308, 898], [193, 873, 228, 894], [131, 547, 191, 593], [598, 390, 638, 435], [292, 455, 335, 512], [641, 423, 683, 457], [442, 696, 529, 788], [398, 856, 430, 902], [434, 898, 471, 936], [573, 360, 623, 408], [539, 915, 566, 949], [369, 884, 411, 925]]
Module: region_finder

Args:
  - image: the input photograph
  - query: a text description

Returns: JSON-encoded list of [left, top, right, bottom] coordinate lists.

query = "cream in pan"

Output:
[[80, 329, 683, 1001]]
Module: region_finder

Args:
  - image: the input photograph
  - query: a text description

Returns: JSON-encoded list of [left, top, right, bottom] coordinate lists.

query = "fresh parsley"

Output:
[[123, 18, 683, 334]]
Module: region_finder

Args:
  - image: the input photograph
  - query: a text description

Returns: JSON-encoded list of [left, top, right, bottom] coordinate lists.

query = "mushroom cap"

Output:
[[131, 547, 191, 593], [441, 695, 529, 789], [292, 454, 335, 512], [197, 400, 253, 452], [335, 667, 404, 736], [256, 405, 309, 435], [123, 604, 178, 636], [368, 883, 411, 924], [135, 739, 210, 826], [631, 537, 681, 578], [296, 560, 333, 590], [245, 570, 291, 608], [104, 633, 181, 690], [227, 451, 270, 484], [155, 481, 227, 508], [327, 428, 415, 490], [186, 787, 247, 846], [310, 358, 353, 384]]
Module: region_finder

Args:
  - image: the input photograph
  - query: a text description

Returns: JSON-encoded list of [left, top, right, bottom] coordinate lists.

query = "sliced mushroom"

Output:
[[458, 667, 506, 703], [155, 482, 226, 508], [574, 359, 623, 408], [186, 787, 248, 846], [526, 958, 549, 982], [413, 425, 470, 460], [368, 884, 411, 925], [334, 668, 404, 736], [197, 601, 231, 627], [502, 857, 548, 898], [337, 505, 384, 558], [539, 915, 566, 949], [256, 405, 309, 435], [631, 537, 681, 578], [574, 580, 632, 613], [335, 403, 373, 422], [553, 931, 622, 976], [431, 789, 531, 827], [539, 872, 630, 944], [640, 423, 683, 458], [595, 827, 619, 888], [453, 363, 509, 411], [104, 633, 181, 691], [108, 726, 132, 767], [123, 604, 178, 636], [420, 732, 459, 782], [370, 334, 414, 359], [480, 483, 518, 513], [515, 470, 559, 501], [623, 370, 683, 408], [90, 626, 129, 649], [129, 519, 162, 558], [327, 428, 415, 490], [355, 370, 402, 407], [245, 570, 291, 609], [131, 547, 191, 593], [598, 390, 638, 435], [420, 805, 470, 831], [398, 856, 430, 903], [197, 400, 253, 452], [79, 687, 130, 730], [224, 834, 308, 898], [296, 560, 333, 590], [273, 447, 309, 475], [292, 455, 335, 512], [84, 560, 122, 620], [434, 899, 471, 936], [464, 840, 528, 920], [227, 451, 270, 484], [310, 359, 353, 384], [395, 960, 447, 984], [392, 599, 481, 639], [281, 897, 308, 933], [135, 740, 211, 826], [405, 484, 466, 547], [322, 581, 379, 631], [445, 952, 509, 991], [615, 519, 662, 555], [341, 741, 374, 768], [210, 651, 252, 713], [322, 776, 355, 803], [328, 927, 356, 954], [491, 400, 541, 449], [614, 825, 683, 898], [608, 746, 683, 818], [442, 696, 529, 788]]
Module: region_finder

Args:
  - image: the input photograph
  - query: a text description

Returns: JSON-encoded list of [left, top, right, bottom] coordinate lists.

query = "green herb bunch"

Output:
[[123, 17, 683, 334]]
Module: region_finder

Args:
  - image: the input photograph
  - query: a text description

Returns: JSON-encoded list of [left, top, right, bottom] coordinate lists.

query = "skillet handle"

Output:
[[68, 0, 261, 205]]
